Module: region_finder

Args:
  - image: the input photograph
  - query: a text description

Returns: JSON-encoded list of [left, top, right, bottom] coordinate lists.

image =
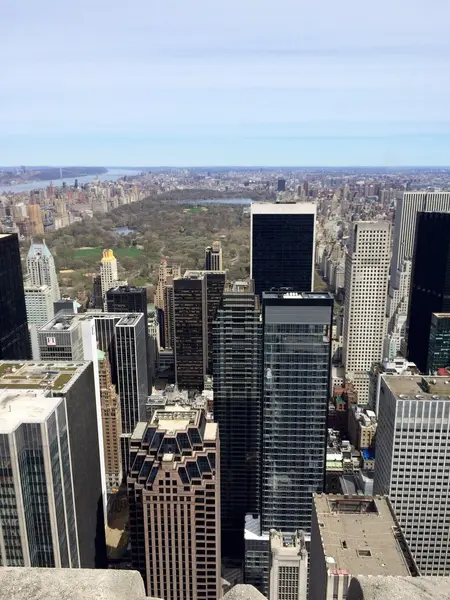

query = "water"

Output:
[[0, 168, 139, 193], [115, 226, 136, 236]]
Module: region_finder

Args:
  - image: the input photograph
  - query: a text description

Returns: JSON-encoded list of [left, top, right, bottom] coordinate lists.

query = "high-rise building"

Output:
[[205, 241, 223, 271], [0, 361, 107, 568], [250, 203, 316, 298], [100, 249, 118, 308], [24, 284, 54, 325], [98, 350, 122, 494], [428, 313, 450, 374], [0, 233, 30, 360], [213, 281, 261, 560], [261, 291, 333, 534], [384, 259, 411, 360], [343, 222, 391, 403], [92, 274, 103, 309], [128, 402, 221, 600], [155, 259, 181, 310], [0, 392, 78, 567], [269, 530, 308, 600], [407, 212, 450, 373], [374, 374, 450, 575], [27, 203, 44, 236], [173, 273, 207, 390], [106, 285, 148, 317], [26, 241, 60, 305], [309, 494, 416, 600], [277, 179, 286, 192], [163, 281, 175, 349]]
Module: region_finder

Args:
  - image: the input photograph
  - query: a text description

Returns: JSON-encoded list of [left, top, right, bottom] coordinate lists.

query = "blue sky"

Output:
[[1, 0, 450, 166]]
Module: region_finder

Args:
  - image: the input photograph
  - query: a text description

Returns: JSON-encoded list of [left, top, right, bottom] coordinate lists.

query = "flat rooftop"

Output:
[[263, 290, 333, 300], [40, 313, 81, 332], [0, 391, 62, 433], [116, 314, 142, 327], [153, 404, 197, 432], [184, 269, 226, 278], [0, 361, 89, 392], [383, 375, 450, 400], [314, 494, 414, 577], [251, 201, 316, 214]]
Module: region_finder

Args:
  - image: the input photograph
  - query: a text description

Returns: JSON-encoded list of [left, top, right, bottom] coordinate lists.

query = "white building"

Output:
[[269, 530, 308, 600], [26, 241, 60, 304], [374, 374, 450, 575], [24, 284, 54, 325], [100, 249, 118, 308], [343, 222, 391, 403]]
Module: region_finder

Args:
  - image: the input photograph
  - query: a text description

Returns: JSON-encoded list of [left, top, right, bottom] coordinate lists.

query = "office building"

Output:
[[385, 259, 411, 360], [0, 361, 107, 568], [0, 233, 30, 360], [106, 285, 148, 318], [244, 515, 270, 597], [269, 530, 308, 600], [26, 241, 60, 305], [250, 203, 316, 298], [100, 249, 118, 308], [155, 259, 181, 310], [261, 291, 333, 534], [407, 212, 450, 373], [277, 179, 286, 192], [128, 402, 221, 600], [213, 281, 261, 560], [309, 494, 416, 600], [98, 350, 122, 494], [374, 374, 450, 575], [24, 284, 54, 326], [163, 282, 175, 349], [54, 297, 80, 315], [27, 203, 44, 236], [173, 273, 207, 390], [0, 392, 79, 567], [428, 313, 450, 374], [205, 241, 223, 271], [343, 222, 390, 403], [92, 274, 103, 309]]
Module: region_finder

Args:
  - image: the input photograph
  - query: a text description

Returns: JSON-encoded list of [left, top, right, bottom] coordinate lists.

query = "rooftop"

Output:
[[313, 494, 415, 577], [262, 290, 333, 301], [383, 375, 450, 400], [0, 361, 89, 392], [347, 575, 450, 600], [0, 391, 62, 433], [251, 201, 316, 215]]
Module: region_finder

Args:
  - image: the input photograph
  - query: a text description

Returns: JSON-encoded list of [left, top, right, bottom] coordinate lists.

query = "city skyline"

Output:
[[2, 0, 450, 165]]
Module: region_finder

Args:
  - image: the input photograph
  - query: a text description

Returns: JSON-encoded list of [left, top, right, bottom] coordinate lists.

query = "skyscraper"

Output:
[[0, 361, 107, 568], [155, 259, 181, 310], [277, 179, 286, 192], [0, 233, 30, 360], [384, 259, 411, 360], [343, 222, 391, 403], [407, 212, 450, 373], [374, 374, 450, 575], [213, 281, 261, 560], [163, 281, 175, 349], [128, 402, 221, 600], [27, 203, 44, 236], [261, 291, 333, 534], [27, 241, 60, 305], [205, 241, 223, 271], [250, 203, 316, 298], [427, 313, 450, 374], [98, 350, 122, 494], [100, 249, 118, 307], [173, 273, 207, 390], [106, 285, 148, 317], [24, 284, 54, 326]]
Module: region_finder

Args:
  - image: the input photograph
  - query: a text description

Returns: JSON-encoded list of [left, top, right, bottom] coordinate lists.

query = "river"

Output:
[[0, 168, 140, 193]]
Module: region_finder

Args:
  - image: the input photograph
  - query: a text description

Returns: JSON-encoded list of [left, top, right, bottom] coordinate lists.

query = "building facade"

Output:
[[428, 313, 450, 374], [128, 403, 221, 600], [106, 285, 148, 317], [205, 241, 223, 271], [24, 284, 54, 326], [269, 530, 308, 600], [374, 374, 450, 575], [261, 291, 333, 534], [0, 233, 31, 360], [343, 222, 391, 403], [213, 281, 261, 560], [100, 249, 118, 308], [155, 259, 181, 310], [407, 212, 450, 373], [251, 203, 316, 298], [26, 241, 60, 305]]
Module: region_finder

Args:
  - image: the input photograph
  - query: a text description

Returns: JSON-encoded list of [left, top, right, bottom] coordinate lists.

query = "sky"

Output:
[[1, 0, 450, 166]]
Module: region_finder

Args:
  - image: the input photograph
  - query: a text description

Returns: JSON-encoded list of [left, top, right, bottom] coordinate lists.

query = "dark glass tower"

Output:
[[204, 271, 226, 374], [251, 203, 316, 298], [261, 291, 332, 534], [213, 282, 261, 561], [106, 285, 148, 321], [428, 313, 450, 374], [0, 233, 30, 359], [408, 212, 450, 373]]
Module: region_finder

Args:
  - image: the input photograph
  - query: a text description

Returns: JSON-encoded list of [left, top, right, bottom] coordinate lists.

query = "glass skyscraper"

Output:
[[251, 203, 316, 298], [428, 313, 450, 374], [261, 291, 333, 534], [0, 233, 30, 360]]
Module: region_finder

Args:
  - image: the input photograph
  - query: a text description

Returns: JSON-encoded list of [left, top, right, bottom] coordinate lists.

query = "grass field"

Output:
[[74, 247, 143, 258]]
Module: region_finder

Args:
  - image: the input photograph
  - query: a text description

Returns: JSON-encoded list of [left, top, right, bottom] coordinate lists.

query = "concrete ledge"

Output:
[[0, 568, 154, 600], [223, 584, 267, 600], [347, 576, 450, 600]]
